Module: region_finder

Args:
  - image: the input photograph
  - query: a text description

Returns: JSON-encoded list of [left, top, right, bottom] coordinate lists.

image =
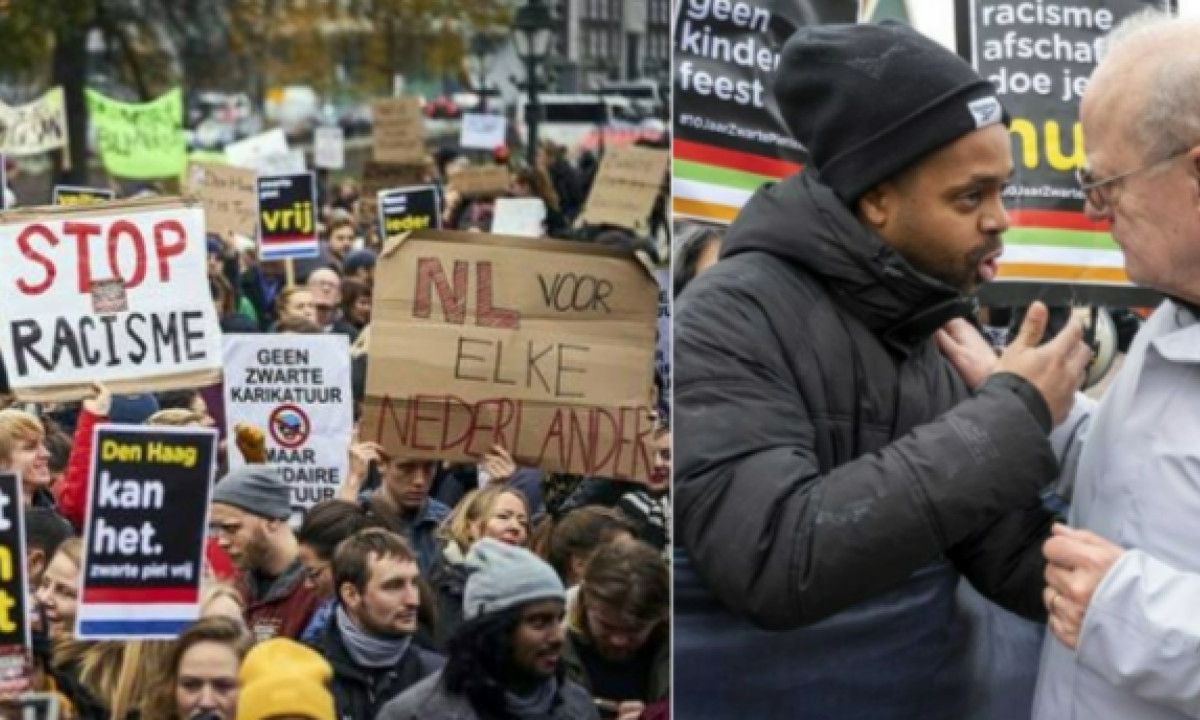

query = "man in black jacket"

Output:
[[315, 528, 443, 720], [673, 22, 1094, 719]]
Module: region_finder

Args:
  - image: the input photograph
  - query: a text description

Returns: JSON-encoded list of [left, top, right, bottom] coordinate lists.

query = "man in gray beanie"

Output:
[[674, 20, 1094, 719], [210, 465, 317, 641], [378, 539, 599, 720]]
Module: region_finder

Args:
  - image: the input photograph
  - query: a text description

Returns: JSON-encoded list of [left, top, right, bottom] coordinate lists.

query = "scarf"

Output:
[[502, 677, 558, 719], [335, 605, 411, 669]]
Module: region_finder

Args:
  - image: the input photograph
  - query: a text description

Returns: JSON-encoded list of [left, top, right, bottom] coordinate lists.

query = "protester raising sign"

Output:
[[447, 165, 510, 199], [360, 231, 659, 483], [76, 424, 217, 639], [491, 198, 546, 238], [372, 97, 425, 163], [185, 161, 259, 240], [377, 185, 441, 239], [52, 185, 115, 207], [85, 88, 188, 179], [359, 161, 427, 229], [0, 197, 224, 401], [0, 87, 68, 157], [314, 126, 345, 170], [222, 335, 353, 515], [459, 113, 507, 150], [258, 172, 319, 260], [578, 146, 668, 233], [0, 474, 30, 685]]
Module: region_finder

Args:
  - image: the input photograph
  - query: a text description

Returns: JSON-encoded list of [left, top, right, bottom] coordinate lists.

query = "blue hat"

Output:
[[108, 393, 160, 425], [342, 249, 376, 276]]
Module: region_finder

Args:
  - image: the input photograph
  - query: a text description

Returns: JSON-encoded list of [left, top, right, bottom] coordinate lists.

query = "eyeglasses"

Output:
[[1076, 150, 1188, 213]]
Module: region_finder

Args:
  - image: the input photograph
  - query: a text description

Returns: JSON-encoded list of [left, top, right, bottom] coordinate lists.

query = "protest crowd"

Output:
[[0, 66, 671, 720]]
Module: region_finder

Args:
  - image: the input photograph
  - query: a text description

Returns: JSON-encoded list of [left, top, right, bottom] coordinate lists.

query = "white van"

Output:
[[595, 79, 664, 118], [514, 93, 640, 150]]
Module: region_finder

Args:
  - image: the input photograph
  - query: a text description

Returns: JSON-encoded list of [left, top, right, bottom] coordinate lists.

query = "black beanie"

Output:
[[774, 21, 1007, 206]]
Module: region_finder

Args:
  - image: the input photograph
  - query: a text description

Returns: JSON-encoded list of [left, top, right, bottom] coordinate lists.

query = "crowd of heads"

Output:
[[0, 123, 671, 720]]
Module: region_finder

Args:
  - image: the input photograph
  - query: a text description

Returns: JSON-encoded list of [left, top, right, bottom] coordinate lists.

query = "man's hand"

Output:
[[1043, 523, 1125, 649], [82, 382, 112, 417], [342, 441, 384, 501], [617, 701, 646, 720], [936, 318, 998, 390], [993, 302, 1092, 426]]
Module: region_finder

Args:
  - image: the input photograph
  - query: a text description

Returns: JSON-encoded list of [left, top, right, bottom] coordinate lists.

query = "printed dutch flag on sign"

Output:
[[78, 586, 200, 637], [76, 424, 218, 640], [258, 171, 321, 261]]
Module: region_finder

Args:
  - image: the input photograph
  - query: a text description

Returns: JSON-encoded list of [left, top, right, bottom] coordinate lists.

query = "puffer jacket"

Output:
[[673, 169, 1060, 719], [377, 669, 599, 720]]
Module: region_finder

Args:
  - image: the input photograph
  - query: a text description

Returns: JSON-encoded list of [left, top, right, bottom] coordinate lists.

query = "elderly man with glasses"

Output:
[[943, 10, 1200, 720]]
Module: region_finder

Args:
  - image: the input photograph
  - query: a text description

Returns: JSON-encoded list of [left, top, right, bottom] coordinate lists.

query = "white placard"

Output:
[[224, 128, 290, 171], [459, 113, 507, 150], [0, 201, 224, 397], [257, 149, 306, 176], [490, 197, 547, 237], [314, 126, 345, 169], [223, 334, 353, 515]]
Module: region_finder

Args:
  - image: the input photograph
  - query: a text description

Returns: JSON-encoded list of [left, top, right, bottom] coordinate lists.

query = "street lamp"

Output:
[[470, 34, 492, 113], [512, 0, 555, 167]]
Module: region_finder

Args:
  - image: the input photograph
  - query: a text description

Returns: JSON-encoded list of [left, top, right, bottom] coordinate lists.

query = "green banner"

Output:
[[86, 88, 187, 178]]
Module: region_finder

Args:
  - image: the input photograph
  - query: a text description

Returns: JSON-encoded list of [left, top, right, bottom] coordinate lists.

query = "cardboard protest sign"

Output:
[[86, 88, 187, 179], [225, 128, 289, 170], [0, 474, 30, 685], [258, 172, 319, 260], [961, 0, 1164, 292], [222, 335, 353, 515], [372, 97, 425, 163], [52, 186, 115, 207], [491, 198, 546, 238], [314, 126, 345, 169], [0, 693, 59, 720], [359, 161, 427, 228], [673, 1, 854, 223], [360, 231, 659, 483], [185, 162, 258, 239], [0, 87, 68, 157], [76, 424, 216, 639], [459, 113, 507, 150], [447, 165, 510, 199], [579, 146, 668, 233], [378, 185, 441, 239], [0, 197, 224, 401]]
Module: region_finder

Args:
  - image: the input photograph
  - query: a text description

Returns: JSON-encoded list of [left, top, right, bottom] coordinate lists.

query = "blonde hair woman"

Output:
[[0, 408, 53, 506], [427, 485, 530, 648]]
